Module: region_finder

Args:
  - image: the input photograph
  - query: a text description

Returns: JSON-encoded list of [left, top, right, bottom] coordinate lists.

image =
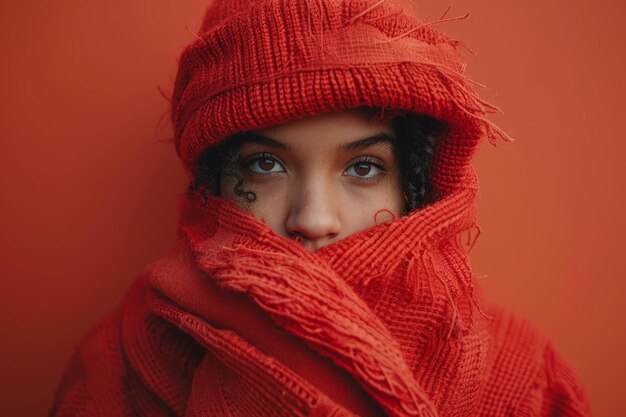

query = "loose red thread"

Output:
[[374, 208, 398, 224]]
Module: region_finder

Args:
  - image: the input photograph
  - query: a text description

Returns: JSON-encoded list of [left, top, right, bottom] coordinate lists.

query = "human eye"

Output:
[[343, 156, 387, 181], [244, 153, 286, 175]]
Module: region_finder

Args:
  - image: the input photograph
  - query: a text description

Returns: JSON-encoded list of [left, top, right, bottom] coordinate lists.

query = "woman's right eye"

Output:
[[245, 155, 286, 174]]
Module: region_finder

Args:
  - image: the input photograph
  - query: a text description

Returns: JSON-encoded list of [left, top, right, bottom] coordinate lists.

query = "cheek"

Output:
[[247, 193, 288, 234], [221, 175, 290, 235], [340, 180, 404, 231]]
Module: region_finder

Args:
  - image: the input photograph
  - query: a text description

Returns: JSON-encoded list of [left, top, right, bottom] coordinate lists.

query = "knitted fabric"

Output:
[[49, 189, 592, 416], [50, 0, 592, 416]]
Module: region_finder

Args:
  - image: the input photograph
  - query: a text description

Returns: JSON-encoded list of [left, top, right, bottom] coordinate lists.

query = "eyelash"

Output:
[[344, 156, 388, 183], [242, 152, 286, 176], [241, 153, 388, 183]]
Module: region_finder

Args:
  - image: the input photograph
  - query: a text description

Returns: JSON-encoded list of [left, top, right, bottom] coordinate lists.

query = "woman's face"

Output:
[[220, 109, 404, 251]]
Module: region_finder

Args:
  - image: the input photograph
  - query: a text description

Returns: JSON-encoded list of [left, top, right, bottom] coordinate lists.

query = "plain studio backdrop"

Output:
[[1, 0, 624, 415]]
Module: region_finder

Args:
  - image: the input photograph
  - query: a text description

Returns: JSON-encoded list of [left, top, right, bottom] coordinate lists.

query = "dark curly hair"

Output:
[[187, 109, 447, 214]]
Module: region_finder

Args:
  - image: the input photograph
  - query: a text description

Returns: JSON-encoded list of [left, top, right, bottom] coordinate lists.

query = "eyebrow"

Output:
[[240, 132, 291, 150], [239, 131, 394, 151], [338, 133, 394, 151]]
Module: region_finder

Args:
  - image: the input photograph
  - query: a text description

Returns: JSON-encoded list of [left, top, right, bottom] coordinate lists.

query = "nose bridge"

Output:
[[286, 174, 341, 241]]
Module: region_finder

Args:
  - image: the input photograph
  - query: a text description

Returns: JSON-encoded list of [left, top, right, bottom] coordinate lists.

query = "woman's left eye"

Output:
[[344, 161, 383, 179]]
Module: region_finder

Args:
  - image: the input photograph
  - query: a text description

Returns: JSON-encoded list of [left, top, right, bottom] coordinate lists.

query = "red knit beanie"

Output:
[[170, 0, 509, 193]]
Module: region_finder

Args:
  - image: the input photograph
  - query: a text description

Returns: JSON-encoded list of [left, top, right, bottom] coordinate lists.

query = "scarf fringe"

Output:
[[368, 219, 493, 343], [197, 244, 440, 417]]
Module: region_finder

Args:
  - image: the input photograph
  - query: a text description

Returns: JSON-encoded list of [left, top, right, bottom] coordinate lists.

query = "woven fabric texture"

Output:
[[50, 0, 591, 416]]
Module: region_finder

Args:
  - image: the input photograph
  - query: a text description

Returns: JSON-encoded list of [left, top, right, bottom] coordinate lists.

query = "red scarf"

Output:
[[50, 167, 591, 416]]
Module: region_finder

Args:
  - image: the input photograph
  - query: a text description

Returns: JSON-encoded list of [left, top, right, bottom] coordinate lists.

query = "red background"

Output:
[[1, 1, 623, 415]]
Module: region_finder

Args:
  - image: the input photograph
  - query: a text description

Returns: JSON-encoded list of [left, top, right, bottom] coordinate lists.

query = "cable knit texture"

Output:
[[50, 0, 591, 416]]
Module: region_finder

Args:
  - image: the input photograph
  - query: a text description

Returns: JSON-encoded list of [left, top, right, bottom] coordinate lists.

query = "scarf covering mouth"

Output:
[[159, 180, 485, 417], [50, 179, 592, 416]]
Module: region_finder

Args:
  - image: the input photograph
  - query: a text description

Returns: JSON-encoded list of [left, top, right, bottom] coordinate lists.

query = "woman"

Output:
[[50, 0, 592, 416]]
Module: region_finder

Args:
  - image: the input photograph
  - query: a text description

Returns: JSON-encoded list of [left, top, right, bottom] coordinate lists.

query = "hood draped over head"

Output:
[[50, 1, 592, 417], [171, 0, 511, 191]]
